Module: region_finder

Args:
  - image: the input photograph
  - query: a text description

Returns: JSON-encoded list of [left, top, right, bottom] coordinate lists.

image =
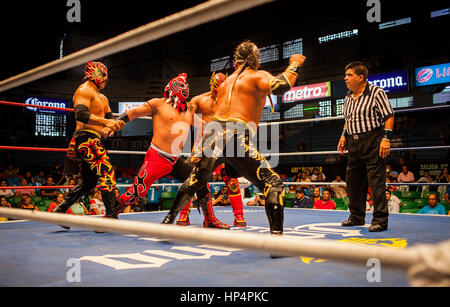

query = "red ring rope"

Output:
[[0, 101, 74, 112]]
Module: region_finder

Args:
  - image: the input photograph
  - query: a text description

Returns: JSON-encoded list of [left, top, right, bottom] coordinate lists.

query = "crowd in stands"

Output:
[[1, 156, 449, 221]]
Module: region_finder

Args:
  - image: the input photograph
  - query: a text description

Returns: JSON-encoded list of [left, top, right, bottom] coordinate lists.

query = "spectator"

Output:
[[48, 192, 88, 215], [288, 185, 297, 194], [313, 189, 336, 210], [19, 194, 39, 211], [417, 194, 446, 215], [62, 178, 77, 194], [316, 174, 327, 189], [212, 187, 231, 206], [89, 190, 106, 216], [15, 178, 36, 197], [33, 170, 46, 186], [397, 165, 415, 183], [40, 177, 58, 199], [4, 165, 19, 178], [390, 133, 403, 149], [331, 175, 347, 199], [304, 169, 312, 180], [0, 179, 14, 198], [325, 154, 337, 164], [366, 193, 373, 212], [247, 194, 265, 206], [298, 172, 312, 196], [311, 169, 326, 182], [50, 162, 64, 185], [23, 171, 35, 184], [292, 189, 313, 208], [385, 190, 402, 214], [386, 164, 398, 180], [436, 166, 450, 183], [311, 187, 322, 204], [1, 196, 12, 208]]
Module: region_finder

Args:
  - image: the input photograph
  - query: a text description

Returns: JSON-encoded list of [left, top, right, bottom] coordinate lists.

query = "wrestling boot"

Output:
[[176, 202, 191, 226], [94, 190, 119, 233], [162, 190, 194, 224], [199, 195, 230, 229], [230, 196, 247, 227], [52, 184, 87, 230], [265, 203, 286, 258]]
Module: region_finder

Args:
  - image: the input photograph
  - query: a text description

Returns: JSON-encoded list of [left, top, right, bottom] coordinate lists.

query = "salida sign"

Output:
[[282, 82, 331, 103]]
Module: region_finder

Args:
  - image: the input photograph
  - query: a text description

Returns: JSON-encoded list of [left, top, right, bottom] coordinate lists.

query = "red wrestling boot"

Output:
[[176, 201, 191, 226], [224, 177, 247, 227], [198, 195, 230, 229]]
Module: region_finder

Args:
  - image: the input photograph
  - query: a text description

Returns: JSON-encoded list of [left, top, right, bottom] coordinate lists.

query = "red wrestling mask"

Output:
[[85, 62, 108, 88], [209, 72, 226, 98], [164, 73, 189, 112]]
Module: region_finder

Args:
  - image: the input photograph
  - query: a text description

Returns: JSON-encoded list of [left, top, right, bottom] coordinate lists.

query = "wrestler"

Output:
[[53, 61, 124, 227], [176, 73, 247, 227], [114, 73, 229, 229], [162, 41, 305, 240]]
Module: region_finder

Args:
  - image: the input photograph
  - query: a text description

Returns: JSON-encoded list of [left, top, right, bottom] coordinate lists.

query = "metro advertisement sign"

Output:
[[367, 70, 408, 93], [415, 63, 450, 87], [24, 97, 69, 115], [282, 82, 331, 103]]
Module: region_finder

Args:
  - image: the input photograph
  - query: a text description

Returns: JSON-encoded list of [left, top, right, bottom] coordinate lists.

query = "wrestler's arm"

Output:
[[256, 54, 306, 95], [118, 99, 156, 123], [189, 96, 206, 129], [74, 88, 123, 130]]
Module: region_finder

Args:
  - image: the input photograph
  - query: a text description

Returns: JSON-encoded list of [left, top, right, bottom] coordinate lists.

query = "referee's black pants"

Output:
[[346, 127, 388, 228]]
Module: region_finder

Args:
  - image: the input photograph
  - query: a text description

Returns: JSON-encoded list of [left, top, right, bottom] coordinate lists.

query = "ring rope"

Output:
[[0, 0, 275, 93], [2, 101, 449, 126], [1, 145, 449, 157]]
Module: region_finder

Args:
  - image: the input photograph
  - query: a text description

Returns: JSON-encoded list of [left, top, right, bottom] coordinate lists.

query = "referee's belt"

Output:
[[349, 127, 382, 140]]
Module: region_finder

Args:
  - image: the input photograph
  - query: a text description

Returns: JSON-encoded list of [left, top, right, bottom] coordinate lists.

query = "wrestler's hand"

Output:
[[379, 139, 391, 158], [337, 136, 346, 155], [100, 127, 115, 138], [289, 54, 306, 66], [105, 119, 124, 131]]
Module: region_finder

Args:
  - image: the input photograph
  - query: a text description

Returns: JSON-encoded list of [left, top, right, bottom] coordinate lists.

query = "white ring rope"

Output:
[[0, 0, 275, 93]]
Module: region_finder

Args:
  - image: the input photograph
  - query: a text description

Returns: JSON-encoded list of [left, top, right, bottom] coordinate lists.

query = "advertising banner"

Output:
[[415, 63, 450, 87], [367, 70, 408, 93], [24, 97, 69, 115], [282, 82, 331, 103]]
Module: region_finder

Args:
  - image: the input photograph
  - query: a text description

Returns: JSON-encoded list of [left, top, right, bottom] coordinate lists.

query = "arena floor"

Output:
[[0, 207, 449, 287]]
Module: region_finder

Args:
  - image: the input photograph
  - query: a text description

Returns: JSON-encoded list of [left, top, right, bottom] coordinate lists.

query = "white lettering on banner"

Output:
[[369, 76, 406, 89], [25, 97, 67, 112], [283, 82, 331, 103]]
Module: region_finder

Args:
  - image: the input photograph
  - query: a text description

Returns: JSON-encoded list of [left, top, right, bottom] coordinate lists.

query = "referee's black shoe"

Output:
[[341, 219, 365, 227], [368, 224, 388, 232]]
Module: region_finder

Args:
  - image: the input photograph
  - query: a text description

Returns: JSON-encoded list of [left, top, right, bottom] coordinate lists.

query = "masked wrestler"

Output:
[[114, 73, 229, 229], [176, 72, 247, 227], [53, 62, 124, 228], [162, 41, 305, 244]]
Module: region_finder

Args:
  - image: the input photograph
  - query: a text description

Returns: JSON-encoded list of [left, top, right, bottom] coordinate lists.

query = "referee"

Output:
[[337, 62, 394, 232]]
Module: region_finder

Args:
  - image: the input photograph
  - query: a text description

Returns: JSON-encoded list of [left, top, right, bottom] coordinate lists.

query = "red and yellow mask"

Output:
[[85, 61, 108, 87]]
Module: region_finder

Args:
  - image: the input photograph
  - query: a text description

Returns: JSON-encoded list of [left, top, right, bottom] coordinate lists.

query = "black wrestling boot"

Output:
[[161, 190, 195, 225], [94, 190, 119, 233], [265, 203, 286, 258], [51, 184, 87, 230]]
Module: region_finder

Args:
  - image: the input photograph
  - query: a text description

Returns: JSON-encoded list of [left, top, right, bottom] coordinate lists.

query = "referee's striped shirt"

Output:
[[343, 83, 394, 135]]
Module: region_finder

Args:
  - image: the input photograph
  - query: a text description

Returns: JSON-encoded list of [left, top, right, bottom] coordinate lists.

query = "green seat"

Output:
[[401, 200, 418, 211], [38, 199, 53, 211], [161, 200, 174, 210], [414, 199, 428, 208], [401, 209, 420, 214], [284, 193, 296, 208], [332, 198, 343, 207], [335, 206, 347, 211], [422, 191, 440, 200], [161, 192, 177, 200], [392, 191, 403, 198], [343, 196, 350, 206], [31, 196, 42, 204], [403, 191, 421, 199]]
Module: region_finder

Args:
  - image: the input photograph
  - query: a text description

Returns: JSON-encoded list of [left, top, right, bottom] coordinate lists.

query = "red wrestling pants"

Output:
[[117, 145, 183, 212]]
